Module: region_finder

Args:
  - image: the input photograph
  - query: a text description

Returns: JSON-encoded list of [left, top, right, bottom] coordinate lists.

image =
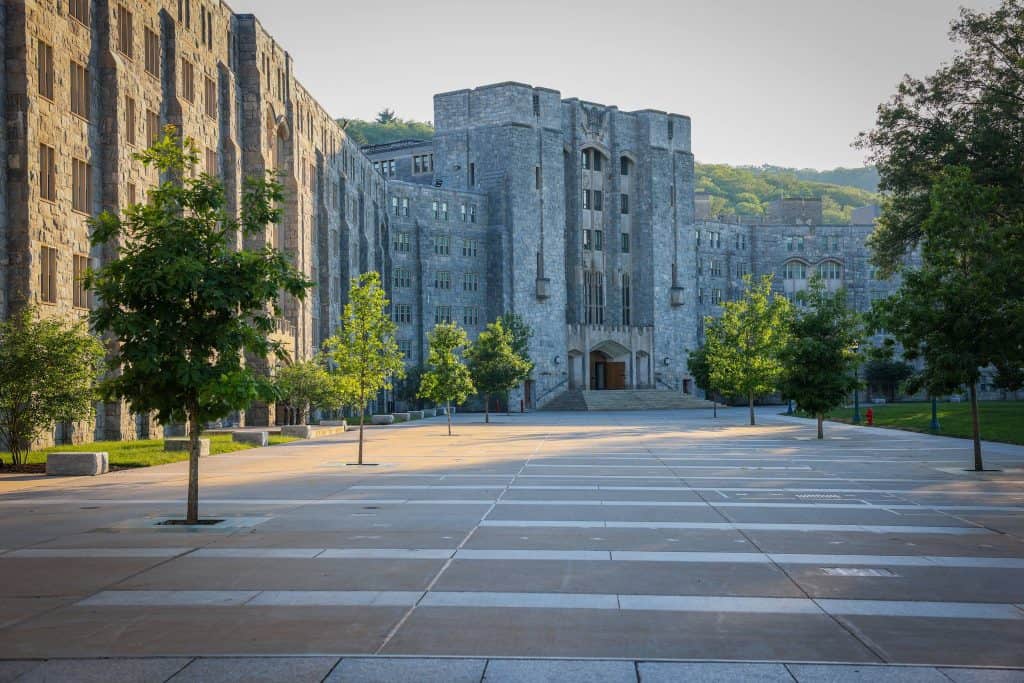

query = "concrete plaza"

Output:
[[0, 408, 1023, 681]]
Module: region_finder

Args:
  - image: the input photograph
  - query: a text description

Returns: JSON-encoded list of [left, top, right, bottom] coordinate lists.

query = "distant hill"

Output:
[[337, 117, 880, 224]]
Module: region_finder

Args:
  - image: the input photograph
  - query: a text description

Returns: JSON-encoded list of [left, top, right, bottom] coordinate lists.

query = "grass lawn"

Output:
[[2, 433, 299, 469], [820, 401, 1024, 446]]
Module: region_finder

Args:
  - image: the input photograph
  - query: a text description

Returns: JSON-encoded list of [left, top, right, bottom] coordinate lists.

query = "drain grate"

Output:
[[797, 494, 842, 500], [822, 567, 898, 577]]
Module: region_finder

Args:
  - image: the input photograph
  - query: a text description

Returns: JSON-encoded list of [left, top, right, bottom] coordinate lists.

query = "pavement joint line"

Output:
[[349, 484, 1024, 497], [477, 520, 992, 534]]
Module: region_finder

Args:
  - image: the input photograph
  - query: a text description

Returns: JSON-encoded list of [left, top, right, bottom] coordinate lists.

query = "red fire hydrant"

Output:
[[866, 407, 874, 426]]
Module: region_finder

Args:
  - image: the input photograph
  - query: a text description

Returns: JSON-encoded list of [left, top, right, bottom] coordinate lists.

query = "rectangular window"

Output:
[[593, 190, 603, 212], [593, 153, 602, 172], [117, 5, 133, 58], [621, 232, 630, 254], [70, 61, 89, 119], [205, 148, 217, 175], [532, 92, 540, 116], [181, 58, 194, 102], [69, 0, 89, 26], [713, 288, 723, 305], [463, 306, 480, 326], [432, 200, 439, 219], [582, 189, 591, 210], [620, 157, 630, 176], [582, 229, 592, 251], [401, 198, 409, 216], [73, 254, 90, 309], [469, 205, 477, 223], [469, 162, 475, 186], [434, 305, 452, 325], [37, 40, 54, 100], [392, 303, 411, 324], [413, 154, 433, 174], [581, 150, 590, 170], [144, 28, 160, 77], [204, 76, 217, 119], [398, 339, 412, 357], [72, 158, 92, 214], [393, 268, 410, 288], [434, 271, 451, 290], [391, 196, 399, 216], [39, 144, 57, 202], [583, 270, 604, 325], [146, 109, 160, 146], [463, 272, 479, 292], [460, 204, 467, 222], [126, 182, 137, 206], [535, 166, 541, 190], [440, 202, 448, 220], [620, 193, 629, 215], [433, 235, 450, 256], [461, 239, 478, 257], [594, 230, 603, 252], [40, 246, 58, 304], [393, 232, 410, 253], [125, 96, 136, 145], [388, 160, 395, 177], [622, 273, 631, 326]]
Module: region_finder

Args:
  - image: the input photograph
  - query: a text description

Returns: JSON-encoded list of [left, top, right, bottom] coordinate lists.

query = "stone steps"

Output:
[[540, 390, 588, 411], [541, 389, 715, 411]]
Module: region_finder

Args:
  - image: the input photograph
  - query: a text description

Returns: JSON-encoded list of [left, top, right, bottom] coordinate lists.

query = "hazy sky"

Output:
[[227, 0, 998, 170]]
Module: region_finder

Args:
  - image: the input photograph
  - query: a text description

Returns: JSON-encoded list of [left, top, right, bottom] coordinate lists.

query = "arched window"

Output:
[[784, 260, 807, 280], [817, 260, 842, 280], [620, 156, 632, 176]]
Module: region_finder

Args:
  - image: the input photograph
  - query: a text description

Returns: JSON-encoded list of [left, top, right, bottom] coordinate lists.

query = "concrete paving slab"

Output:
[[639, 661, 793, 682], [0, 660, 39, 682], [939, 668, 1024, 682], [16, 657, 191, 682], [170, 656, 338, 682], [326, 657, 486, 682], [0, 558, 177, 598], [481, 658, 636, 682], [787, 663, 950, 681]]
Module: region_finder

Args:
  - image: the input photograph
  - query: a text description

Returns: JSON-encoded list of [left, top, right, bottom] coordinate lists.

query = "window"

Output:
[[205, 148, 217, 176], [532, 92, 540, 116], [582, 229, 592, 251], [462, 239, 478, 257], [697, 259, 704, 276], [622, 273, 631, 325], [463, 272, 479, 292], [583, 270, 604, 325], [786, 235, 805, 252], [392, 303, 411, 323], [181, 58, 194, 102], [413, 154, 433, 174], [695, 230, 701, 246], [40, 246, 58, 304], [621, 232, 630, 254], [434, 306, 452, 325], [594, 230, 603, 251], [391, 196, 399, 216], [39, 144, 57, 202], [581, 150, 590, 170], [432, 200, 439, 219], [185, 0, 191, 29], [69, 0, 89, 26], [73, 254, 90, 309], [460, 204, 467, 222], [469, 162, 475, 186], [593, 152, 602, 172], [126, 182, 137, 205], [469, 205, 477, 223], [710, 260, 722, 277], [713, 288, 723, 305], [593, 190, 603, 212], [393, 267, 410, 288], [125, 97, 136, 145], [784, 261, 807, 280], [143, 28, 160, 77], [393, 232, 410, 253], [146, 109, 160, 146], [72, 158, 92, 214], [818, 260, 843, 280], [829, 236, 841, 251], [620, 156, 630, 176], [582, 189, 591, 210], [434, 271, 451, 290], [698, 288, 704, 304], [37, 40, 54, 100], [117, 5, 133, 58], [401, 198, 409, 216], [440, 202, 448, 220], [433, 235, 450, 256], [70, 61, 89, 119], [535, 166, 541, 190], [204, 76, 217, 118], [398, 339, 412, 357], [463, 306, 480, 326]]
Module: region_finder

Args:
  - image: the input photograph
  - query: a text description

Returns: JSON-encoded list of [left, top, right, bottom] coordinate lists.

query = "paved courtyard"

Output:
[[1, 408, 1023, 681]]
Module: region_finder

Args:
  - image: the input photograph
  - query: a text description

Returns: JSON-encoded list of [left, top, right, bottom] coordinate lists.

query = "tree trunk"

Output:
[[446, 400, 452, 436], [484, 394, 490, 424], [186, 406, 201, 524], [358, 409, 365, 465], [713, 398, 717, 419], [748, 393, 755, 426], [969, 383, 983, 471], [817, 413, 824, 440]]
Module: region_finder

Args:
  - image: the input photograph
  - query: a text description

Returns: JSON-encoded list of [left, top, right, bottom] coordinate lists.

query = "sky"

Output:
[[227, 0, 1000, 170]]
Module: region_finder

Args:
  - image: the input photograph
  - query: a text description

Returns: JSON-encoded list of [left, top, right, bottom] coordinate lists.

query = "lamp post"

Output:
[[852, 341, 861, 424], [930, 395, 940, 431]]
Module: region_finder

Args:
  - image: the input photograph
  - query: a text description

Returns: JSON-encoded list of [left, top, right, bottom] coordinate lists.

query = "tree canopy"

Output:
[[465, 320, 531, 424], [274, 357, 344, 425], [419, 323, 476, 436]]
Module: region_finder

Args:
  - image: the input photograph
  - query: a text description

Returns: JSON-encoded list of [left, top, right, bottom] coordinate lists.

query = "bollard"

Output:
[[866, 407, 874, 426]]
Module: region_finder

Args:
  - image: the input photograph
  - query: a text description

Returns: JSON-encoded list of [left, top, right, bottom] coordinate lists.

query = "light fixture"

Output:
[[553, 356, 561, 365], [663, 357, 671, 366]]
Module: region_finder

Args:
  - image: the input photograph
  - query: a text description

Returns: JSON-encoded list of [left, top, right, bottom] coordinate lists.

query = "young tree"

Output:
[[779, 278, 862, 439], [686, 344, 718, 418], [274, 356, 344, 425], [0, 309, 105, 466], [87, 128, 311, 523], [418, 323, 476, 436], [465, 320, 531, 424], [704, 275, 792, 425], [498, 312, 534, 410], [324, 272, 405, 464]]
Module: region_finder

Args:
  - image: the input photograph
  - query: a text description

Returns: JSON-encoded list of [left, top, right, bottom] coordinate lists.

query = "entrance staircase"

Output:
[[541, 389, 715, 412]]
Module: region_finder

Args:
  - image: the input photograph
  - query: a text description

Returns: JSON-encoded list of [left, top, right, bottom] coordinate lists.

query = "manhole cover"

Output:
[[822, 567, 898, 577]]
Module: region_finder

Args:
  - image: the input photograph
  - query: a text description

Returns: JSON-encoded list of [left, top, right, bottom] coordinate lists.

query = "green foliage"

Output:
[[0, 309, 105, 465], [498, 312, 534, 380], [465, 320, 532, 423], [419, 323, 476, 435], [824, 401, 1024, 447], [87, 126, 311, 520], [686, 345, 712, 397], [703, 275, 793, 424], [695, 164, 879, 223], [863, 358, 915, 400], [274, 357, 344, 425], [324, 272, 405, 462], [393, 364, 425, 407], [339, 116, 435, 147], [779, 278, 862, 438]]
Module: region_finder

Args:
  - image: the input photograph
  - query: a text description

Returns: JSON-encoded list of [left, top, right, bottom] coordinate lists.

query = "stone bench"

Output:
[[319, 420, 348, 428], [163, 438, 211, 457], [392, 412, 410, 423], [280, 424, 348, 440], [232, 431, 268, 447], [371, 414, 395, 425], [409, 410, 424, 420], [46, 452, 109, 476]]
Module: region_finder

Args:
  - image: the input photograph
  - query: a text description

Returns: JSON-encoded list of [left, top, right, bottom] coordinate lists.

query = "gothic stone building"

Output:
[[2, 1, 904, 448]]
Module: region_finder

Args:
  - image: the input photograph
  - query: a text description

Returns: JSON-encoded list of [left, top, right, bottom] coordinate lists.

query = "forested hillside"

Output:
[[338, 114, 880, 224]]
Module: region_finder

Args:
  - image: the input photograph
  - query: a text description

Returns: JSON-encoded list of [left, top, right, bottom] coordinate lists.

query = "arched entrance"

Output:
[[590, 340, 630, 390]]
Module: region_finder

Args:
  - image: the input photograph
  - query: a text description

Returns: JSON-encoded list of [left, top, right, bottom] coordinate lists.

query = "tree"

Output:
[[687, 344, 718, 417], [375, 108, 397, 124], [87, 128, 311, 523], [0, 309, 104, 466], [274, 357, 344, 425], [324, 272, 405, 464], [498, 312, 534, 410], [779, 278, 862, 439], [465, 320, 531, 424], [393, 364, 425, 410], [704, 275, 792, 425], [871, 167, 1016, 470], [418, 323, 476, 436], [863, 357, 914, 402]]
